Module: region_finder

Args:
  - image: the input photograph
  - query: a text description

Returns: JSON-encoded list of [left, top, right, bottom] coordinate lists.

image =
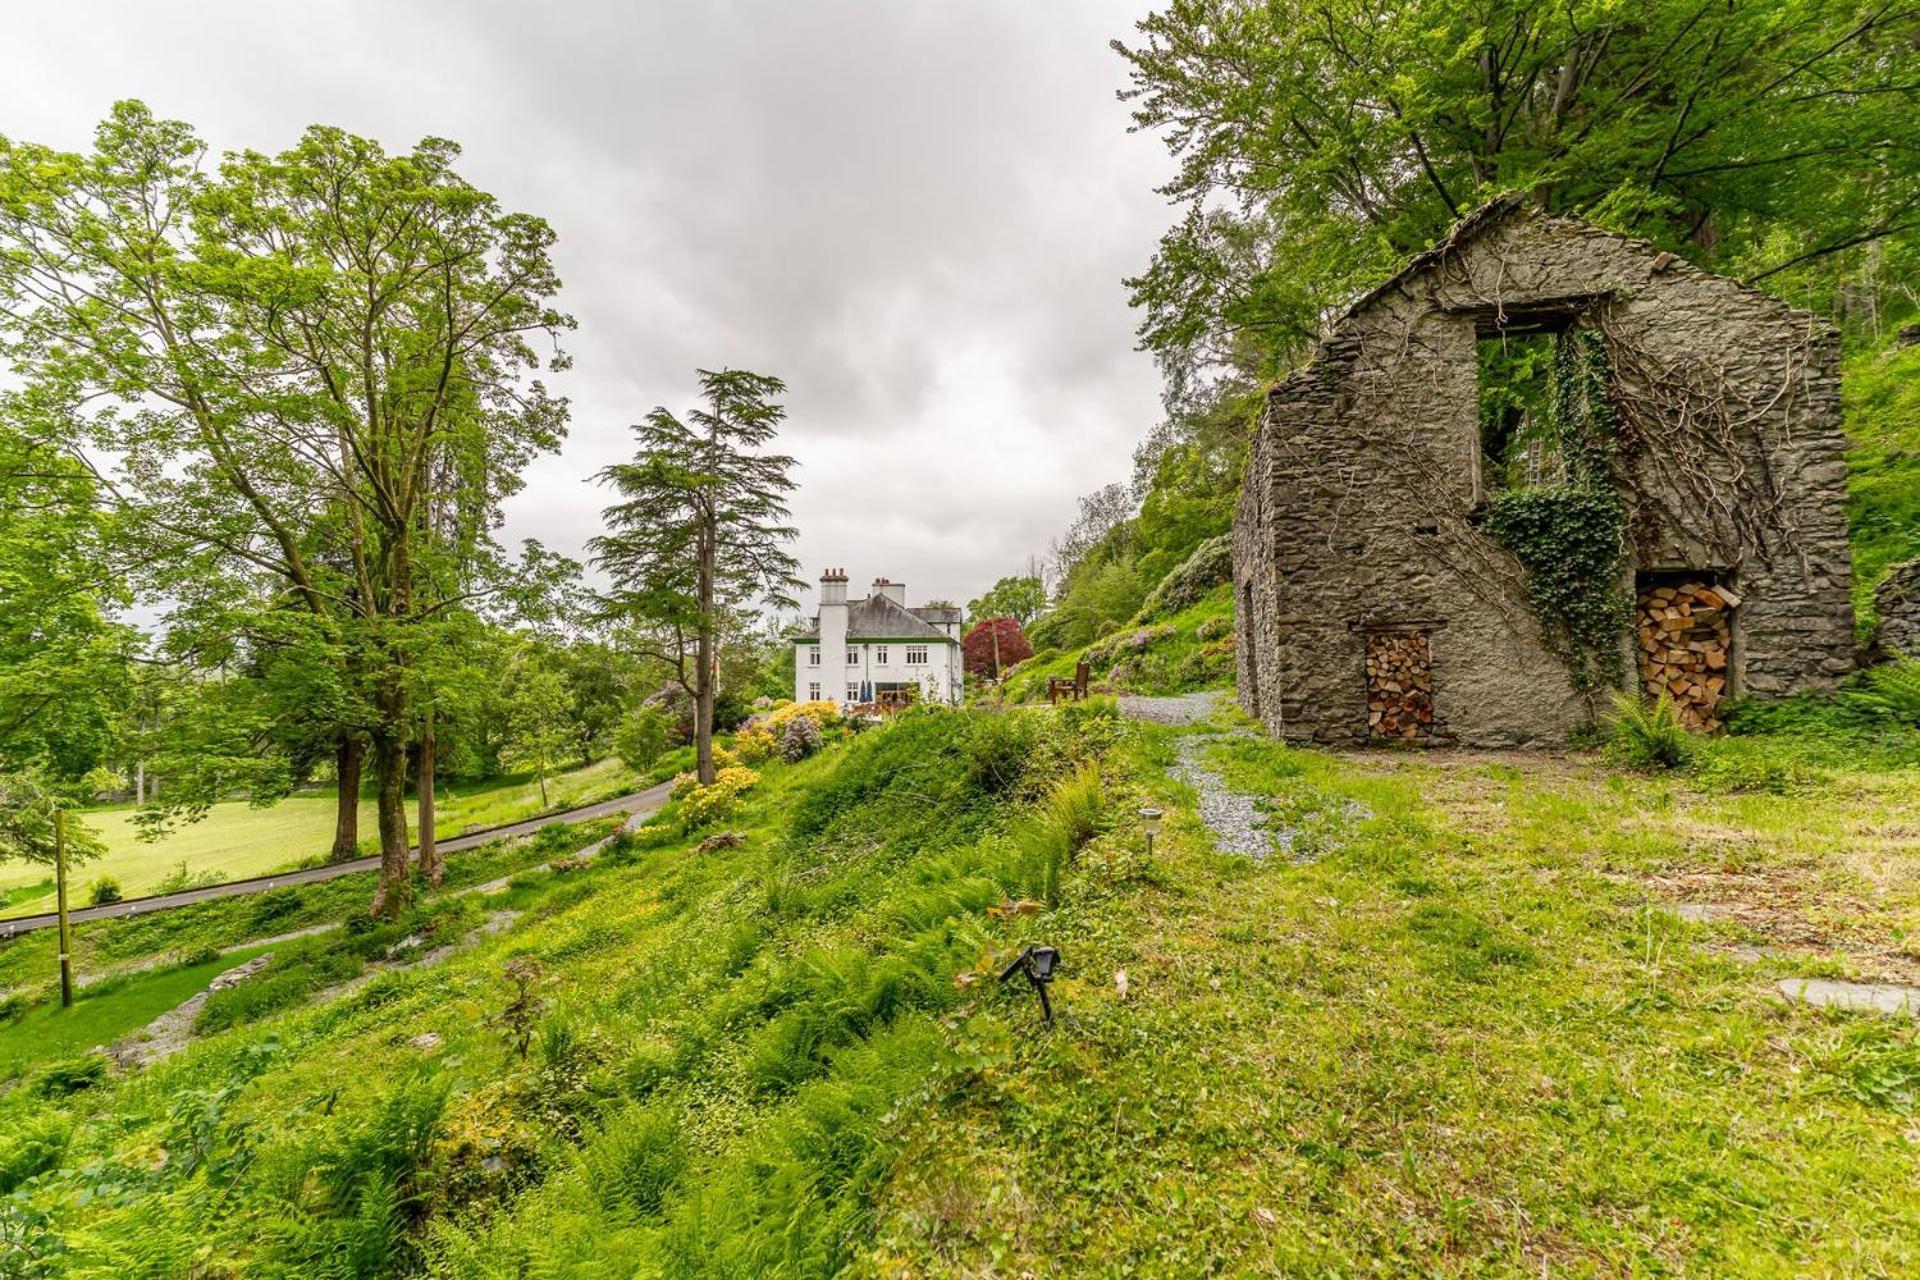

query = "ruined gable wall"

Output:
[[1234, 209, 1855, 746], [1239, 293, 1586, 747], [1420, 214, 1854, 696]]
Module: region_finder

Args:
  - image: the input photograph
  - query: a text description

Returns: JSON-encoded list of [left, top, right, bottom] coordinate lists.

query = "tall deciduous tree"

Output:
[[1115, 0, 1920, 390], [0, 103, 574, 915], [967, 576, 1048, 628], [591, 370, 801, 785]]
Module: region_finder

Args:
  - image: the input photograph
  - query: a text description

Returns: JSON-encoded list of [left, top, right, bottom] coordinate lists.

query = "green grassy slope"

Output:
[[1003, 583, 1236, 703], [1844, 335, 1920, 629], [0, 757, 641, 918], [0, 708, 1124, 1276], [5, 706, 1919, 1275]]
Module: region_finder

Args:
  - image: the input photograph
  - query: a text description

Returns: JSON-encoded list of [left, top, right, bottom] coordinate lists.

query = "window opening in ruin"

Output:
[[1364, 627, 1434, 742], [1240, 580, 1259, 719], [1635, 569, 1738, 731], [1477, 328, 1565, 494]]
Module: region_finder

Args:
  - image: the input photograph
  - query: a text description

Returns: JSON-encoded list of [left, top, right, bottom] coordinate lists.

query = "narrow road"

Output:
[[0, 783, 674, 938]]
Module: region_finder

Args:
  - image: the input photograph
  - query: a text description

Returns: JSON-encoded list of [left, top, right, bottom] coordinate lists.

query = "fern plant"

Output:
[[1604, 691, 1694, 770], [1859, 661, 1920, 727]]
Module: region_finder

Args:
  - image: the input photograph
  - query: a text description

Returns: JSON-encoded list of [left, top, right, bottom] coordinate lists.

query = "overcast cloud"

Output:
[[4, 1, 1171, 617]]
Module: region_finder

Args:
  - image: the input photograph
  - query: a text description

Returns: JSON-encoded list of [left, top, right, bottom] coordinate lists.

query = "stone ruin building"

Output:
[[1232, 196, 1856, 747]]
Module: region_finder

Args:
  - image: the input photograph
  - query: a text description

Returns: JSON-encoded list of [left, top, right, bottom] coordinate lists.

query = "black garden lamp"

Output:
[[1139, 806, 1164, 862], [999, 943, 1063, 1025]]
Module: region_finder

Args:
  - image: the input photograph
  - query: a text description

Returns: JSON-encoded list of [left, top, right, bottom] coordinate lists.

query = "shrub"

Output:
[[0, 991, 30, 1024], [962, 710, 1047, 793], [962, 618, 1035, 679], [1605, 691, 1694, 770], [87, 876, 123, 907], [732, 725, 778, 765], [154, 861, 227, 894], [0, 1114, 70, 1195], [1001, 762, 1108, 905], [581, 1104, 685, 1216], [1859, 660, 1920, 726], [770, 699, 841, 732], [1134, 533, 1232, 621], [682, 767, 760, 829], [781, 715, 823, 763]]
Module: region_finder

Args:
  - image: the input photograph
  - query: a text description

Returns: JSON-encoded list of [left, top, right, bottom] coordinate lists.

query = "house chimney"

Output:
[[819, 568, 848, 606], [873, 577, 905, 606]]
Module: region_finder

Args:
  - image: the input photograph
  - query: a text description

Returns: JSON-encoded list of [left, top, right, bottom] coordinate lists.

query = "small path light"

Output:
[[1139, 806, 1164, 862], [999, 944, 1062, 1025]]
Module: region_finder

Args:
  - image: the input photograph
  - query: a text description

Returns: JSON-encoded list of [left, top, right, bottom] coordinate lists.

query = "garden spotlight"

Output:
[[999, 944, 1062, 1025], [1139, 806, 1163, 862]]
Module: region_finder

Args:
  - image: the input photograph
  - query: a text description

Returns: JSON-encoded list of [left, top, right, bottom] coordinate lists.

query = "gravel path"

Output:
[[1168, 734, 1275, 859], [1119, 691, 1368, 863], [1117, 692, 1225, 726]]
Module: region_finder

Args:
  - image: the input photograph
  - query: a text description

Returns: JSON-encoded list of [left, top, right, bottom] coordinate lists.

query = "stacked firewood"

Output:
[[1636, 580, 1737, 730], [1365, 630, 1434, 741]]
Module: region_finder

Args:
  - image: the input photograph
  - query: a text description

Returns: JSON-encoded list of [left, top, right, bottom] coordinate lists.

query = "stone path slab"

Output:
[[1778, 978, 1920, 1017]]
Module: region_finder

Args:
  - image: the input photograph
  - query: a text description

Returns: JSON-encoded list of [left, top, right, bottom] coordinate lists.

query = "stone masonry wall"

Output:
[[1878, 560, 1920, 657], [1233, 204, 1855, 747]]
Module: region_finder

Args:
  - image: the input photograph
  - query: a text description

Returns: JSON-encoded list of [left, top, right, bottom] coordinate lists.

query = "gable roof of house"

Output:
[[791, 594, 958, 644]]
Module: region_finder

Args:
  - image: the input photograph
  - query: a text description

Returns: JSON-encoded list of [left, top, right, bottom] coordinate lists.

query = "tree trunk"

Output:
[[694, 502, 719, 786], [331, 736, 364, 862], [368, 723, 411, 918], [417, 708, 439, 886], [134, 760, 145, 806]]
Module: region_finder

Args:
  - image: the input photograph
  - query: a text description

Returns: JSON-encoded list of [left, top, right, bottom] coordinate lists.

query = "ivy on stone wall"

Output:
[[1484, 329, 1631, 693]]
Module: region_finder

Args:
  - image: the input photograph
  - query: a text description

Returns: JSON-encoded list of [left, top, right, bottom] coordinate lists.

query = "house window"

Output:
[[807, 682, 820, 701], [808, 647, 820, 666], [874, 645, 888, 664], [847, 648, 860, 665], [905, 645, 928, 665], [847, 682, 860, 701]]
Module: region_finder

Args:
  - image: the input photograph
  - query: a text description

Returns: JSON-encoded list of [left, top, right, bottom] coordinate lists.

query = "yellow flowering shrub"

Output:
[[681, 766, 759, 828], [731, 725, 778, 764], [768, 699, 841, 731]]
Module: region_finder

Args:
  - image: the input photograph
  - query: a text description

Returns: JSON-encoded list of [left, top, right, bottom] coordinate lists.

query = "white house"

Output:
[[793, 570, 964, 707]]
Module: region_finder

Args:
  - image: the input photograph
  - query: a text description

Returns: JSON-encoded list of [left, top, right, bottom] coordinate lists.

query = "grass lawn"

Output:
[[0, 756, 640, 919], [0, 940, 279, 1080]]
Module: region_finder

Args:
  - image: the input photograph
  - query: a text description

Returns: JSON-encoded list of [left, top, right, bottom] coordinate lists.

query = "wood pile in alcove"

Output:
[[1636, 580, 1738, 730], [1365, 630, 1434, 741]]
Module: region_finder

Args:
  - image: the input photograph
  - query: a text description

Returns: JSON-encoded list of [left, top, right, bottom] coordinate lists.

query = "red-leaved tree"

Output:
[[962, 617, 1033, 680]]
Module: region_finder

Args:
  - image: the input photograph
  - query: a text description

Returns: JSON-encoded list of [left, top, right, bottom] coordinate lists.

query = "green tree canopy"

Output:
[[0, 102, 575, 914], [967, 575, 1048, 628], [1116, 0, 1920, 389]]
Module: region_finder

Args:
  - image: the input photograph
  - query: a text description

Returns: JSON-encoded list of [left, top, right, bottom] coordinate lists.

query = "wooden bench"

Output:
[[1048, 661, 1091, 705]]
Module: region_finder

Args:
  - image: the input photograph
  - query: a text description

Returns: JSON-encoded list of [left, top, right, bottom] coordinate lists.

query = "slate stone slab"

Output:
[[1778, 978, 1920, 1017]]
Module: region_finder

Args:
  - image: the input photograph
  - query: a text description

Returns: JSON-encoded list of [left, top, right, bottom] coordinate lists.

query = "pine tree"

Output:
[[591, 370, 801, 784]]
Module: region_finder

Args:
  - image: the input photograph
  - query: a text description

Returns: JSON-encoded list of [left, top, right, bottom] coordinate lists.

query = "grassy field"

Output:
[[4, 705, 1919, 1275], [0, 756, 641, 919]]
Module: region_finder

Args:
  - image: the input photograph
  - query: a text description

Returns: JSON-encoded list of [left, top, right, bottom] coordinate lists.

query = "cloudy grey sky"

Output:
[[5, 1, 1171, 617]]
